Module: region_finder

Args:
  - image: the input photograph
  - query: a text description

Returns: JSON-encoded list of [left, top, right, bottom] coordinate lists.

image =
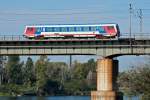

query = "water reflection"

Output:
[[0, 96, 90, 100], [0, 96, 140, 100], [124, 96, 139, 100]]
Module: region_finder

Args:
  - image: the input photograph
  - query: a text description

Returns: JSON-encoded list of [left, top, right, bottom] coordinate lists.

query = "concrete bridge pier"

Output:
[[91, 58, 119, 100]]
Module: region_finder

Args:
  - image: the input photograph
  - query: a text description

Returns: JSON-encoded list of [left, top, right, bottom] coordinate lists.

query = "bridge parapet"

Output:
[[0, 38, 150, 57], [120, 33, 150, 40], [0, 33, 150, 41]]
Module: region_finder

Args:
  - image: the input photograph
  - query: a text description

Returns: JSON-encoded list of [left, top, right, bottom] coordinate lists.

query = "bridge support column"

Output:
[[91, 58, 118, 100]]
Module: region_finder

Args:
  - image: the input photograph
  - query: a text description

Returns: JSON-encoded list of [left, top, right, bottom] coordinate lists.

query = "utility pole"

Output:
[[129, 3, 133, 53], [129, 3, 132, 39], [138, 9, 143, 32]]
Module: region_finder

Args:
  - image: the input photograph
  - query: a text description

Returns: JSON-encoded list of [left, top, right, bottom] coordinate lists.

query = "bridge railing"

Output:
[[120, 33, 150, 39], [0, 35, 26, 41], [0, 33, 150, 41]]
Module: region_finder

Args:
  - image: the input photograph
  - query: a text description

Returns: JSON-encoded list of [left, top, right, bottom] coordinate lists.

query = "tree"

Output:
[[65, 59, 96, 95], [72, 60, 84, 79], [23, 57, 35, 87], [118, 65, 150, 100], [46, 62, 69, 94], [71, 59, 96, 79], [5, 56, 23, 84], [35, 56, 48, 96], [83, 59, 96, 78], [0, 56, 5, 85], [46, 62, 68, 81]]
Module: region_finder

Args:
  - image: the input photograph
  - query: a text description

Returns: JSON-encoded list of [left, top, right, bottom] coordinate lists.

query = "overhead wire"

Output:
[[0, 10, 126, 16], [0, 9, 127, 21], [0, 8, 149, 23]]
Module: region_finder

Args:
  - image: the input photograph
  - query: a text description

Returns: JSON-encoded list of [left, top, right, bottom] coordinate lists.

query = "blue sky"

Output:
[[1, 0, 150, 34], [0, 0, 150, 71]]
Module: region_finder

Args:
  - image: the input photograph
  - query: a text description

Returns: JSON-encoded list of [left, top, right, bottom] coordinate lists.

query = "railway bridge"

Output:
[[0, 34, 150, 100]]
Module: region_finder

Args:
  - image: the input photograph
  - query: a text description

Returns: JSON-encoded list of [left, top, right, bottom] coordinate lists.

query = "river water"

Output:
[[0, 96, 90, 100], [0, 96, 139, 100]]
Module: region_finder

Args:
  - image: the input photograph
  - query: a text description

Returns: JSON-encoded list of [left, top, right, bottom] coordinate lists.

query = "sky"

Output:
[[0, 0, 150, 71]]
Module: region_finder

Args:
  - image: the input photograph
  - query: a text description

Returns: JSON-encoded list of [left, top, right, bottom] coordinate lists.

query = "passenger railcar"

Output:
[[23, 24, 120, 39]]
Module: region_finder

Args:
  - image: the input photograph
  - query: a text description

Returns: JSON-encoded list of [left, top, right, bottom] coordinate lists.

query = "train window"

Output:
[[53, 27, 60, 32], [96, 26, 100, 30], [36, 27, 42, 32], [74, 27, 77, 31], [58, 27, 61, 31], [97, 26, 105, 33], [89, 27, 92, 31], [81, 27, 84, 31], [91, 27, 96, 31], [76, 27, 82, 31], [83, 27, 89, 31], [69, 27, 74, 32], [27, 28, 33, 31], [46, 27, 54, 32], [67, 27, 69, 32], [57, 27, 61, 32], [42, 27, 45, 32], [61, 27, 67, 32], [107, 26, 114, 30]]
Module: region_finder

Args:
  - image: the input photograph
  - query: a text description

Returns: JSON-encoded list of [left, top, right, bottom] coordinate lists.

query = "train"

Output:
[[23, 23, 120, 39]]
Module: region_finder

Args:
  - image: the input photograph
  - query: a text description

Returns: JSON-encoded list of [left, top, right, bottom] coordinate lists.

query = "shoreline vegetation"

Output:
[[0, 56, 96, 97], [0, 56, 150, 100]]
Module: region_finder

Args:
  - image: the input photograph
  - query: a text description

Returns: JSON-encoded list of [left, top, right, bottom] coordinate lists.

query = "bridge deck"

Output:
[[0, 35, 150, 57]]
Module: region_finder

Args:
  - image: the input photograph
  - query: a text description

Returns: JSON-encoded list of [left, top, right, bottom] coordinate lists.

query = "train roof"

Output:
[[25, 23, 118, 28]]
